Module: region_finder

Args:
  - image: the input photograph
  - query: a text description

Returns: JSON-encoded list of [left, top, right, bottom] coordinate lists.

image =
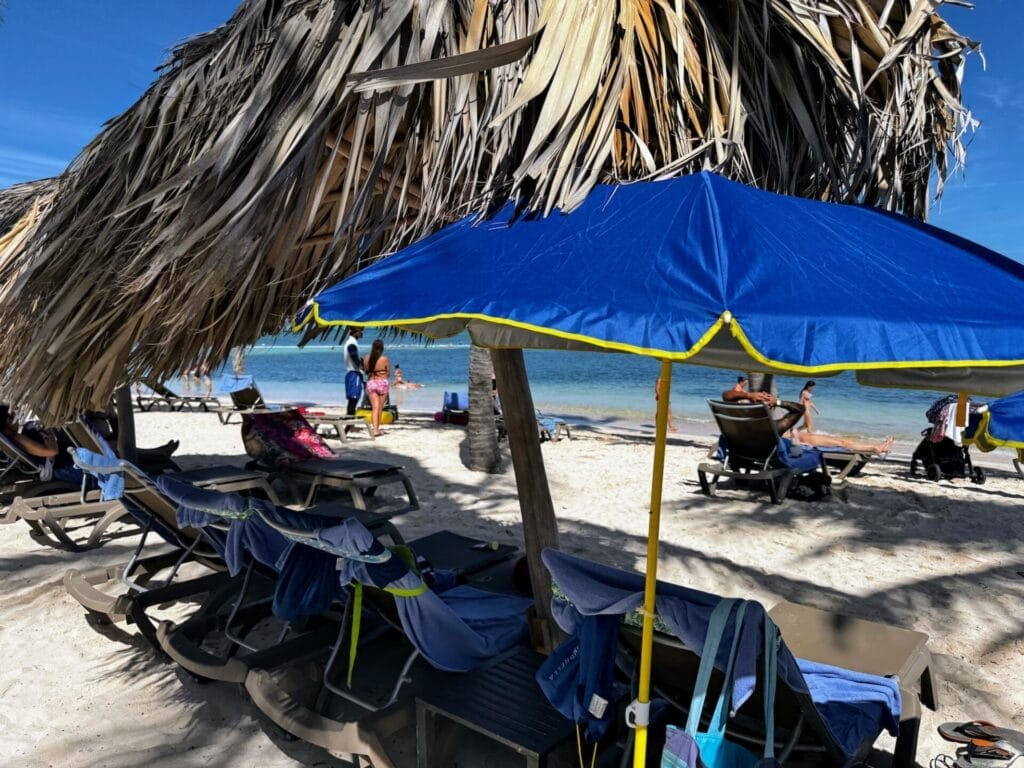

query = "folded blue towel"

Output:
[[778, 438, 825, 473], [73, 447, 124, 501], [798, 659, 901, 755]]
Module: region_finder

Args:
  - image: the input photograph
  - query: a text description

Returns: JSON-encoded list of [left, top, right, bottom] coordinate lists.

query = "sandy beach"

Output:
[[1, 409, 1021, 767]]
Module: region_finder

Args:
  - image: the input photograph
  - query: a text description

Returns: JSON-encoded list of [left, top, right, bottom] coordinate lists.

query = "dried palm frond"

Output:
[[0, 0, 978, 421]]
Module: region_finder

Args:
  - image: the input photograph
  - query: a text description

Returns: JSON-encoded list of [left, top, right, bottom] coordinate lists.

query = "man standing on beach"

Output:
[[342, 326, 365, 415]]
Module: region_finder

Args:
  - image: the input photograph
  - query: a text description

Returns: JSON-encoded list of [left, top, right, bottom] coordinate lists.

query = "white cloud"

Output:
[[0, 146, 69, 187]]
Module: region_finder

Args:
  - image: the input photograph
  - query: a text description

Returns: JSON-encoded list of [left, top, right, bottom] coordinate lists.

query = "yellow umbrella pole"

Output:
[[634, 360, 673, 767]]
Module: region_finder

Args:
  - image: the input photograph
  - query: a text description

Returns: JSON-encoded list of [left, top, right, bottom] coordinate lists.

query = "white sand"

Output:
[[1, 410, 1021, 767]]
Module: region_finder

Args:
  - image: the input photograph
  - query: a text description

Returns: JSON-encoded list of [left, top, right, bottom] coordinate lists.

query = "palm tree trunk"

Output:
[[467, 344, 500, 473], [231, 347, 247, 375]]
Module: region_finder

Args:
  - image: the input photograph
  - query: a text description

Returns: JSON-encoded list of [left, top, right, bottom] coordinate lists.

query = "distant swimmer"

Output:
[[393, 365, 423, 390]]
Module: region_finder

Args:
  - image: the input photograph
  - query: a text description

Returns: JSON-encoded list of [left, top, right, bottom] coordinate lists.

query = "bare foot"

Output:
[[879, 436, 894, 452], [374, 430, 386, 437]]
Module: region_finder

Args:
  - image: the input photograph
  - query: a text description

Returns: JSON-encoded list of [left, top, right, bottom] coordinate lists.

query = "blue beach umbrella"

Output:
[[297, 172, 1024, 765]]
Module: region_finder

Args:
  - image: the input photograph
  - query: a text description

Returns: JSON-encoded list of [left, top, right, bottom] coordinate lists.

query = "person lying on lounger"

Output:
[[792, 430, 893, 454]]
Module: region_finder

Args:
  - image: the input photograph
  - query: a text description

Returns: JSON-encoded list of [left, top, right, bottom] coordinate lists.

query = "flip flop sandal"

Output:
[[968, 741, 1023, 762], [940, 722, 1024, 750]]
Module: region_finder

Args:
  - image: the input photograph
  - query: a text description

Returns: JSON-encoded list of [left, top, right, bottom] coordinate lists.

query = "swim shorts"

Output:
[[366, 378, 389, 396]]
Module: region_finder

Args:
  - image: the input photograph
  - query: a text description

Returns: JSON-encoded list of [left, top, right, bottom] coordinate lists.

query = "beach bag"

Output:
[[662, 600, 779, 768]]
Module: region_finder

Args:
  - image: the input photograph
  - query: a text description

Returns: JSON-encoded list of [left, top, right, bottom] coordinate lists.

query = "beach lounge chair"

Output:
[[135, 379, 224, 412], [697, 400, 830, 503], [0, 427, 123, 549], [303, 408, 373, 441], [62, 444, 282, 644], [244, 516, 529, 754], [152, 477, 399, 684], [213, 374, 305, 424], [540, 549, 937, 768], [242, 410, 418, 511]]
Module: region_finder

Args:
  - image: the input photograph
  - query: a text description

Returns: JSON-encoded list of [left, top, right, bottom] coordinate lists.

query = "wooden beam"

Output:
[[114, 383, 137, 464], [491, 348, 559, 645]]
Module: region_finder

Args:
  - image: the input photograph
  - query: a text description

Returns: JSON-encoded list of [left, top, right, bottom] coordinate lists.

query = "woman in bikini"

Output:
[[363, 339, 391, 437]]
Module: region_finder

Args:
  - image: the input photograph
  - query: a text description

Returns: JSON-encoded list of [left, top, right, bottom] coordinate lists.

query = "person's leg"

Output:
[[370, 390, 384, 435]]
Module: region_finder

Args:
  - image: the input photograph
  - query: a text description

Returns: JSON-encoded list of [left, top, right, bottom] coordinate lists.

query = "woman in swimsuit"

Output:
[[363, 339, 391, 437]]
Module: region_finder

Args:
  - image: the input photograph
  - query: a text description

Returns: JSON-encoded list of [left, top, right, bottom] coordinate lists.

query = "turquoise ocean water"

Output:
[[183, 334, 955, 442]]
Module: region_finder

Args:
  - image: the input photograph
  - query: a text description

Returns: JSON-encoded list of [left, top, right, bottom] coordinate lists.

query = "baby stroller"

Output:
[[909, 395, 986, 484]]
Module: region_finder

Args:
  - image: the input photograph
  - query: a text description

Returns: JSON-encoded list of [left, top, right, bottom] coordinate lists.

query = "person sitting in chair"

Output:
[[0, 405, 81, 483], [720, 383, 806, 436]]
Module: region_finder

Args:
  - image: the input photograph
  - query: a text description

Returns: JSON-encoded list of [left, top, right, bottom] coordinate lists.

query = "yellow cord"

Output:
[[574, 724, 598, 768]]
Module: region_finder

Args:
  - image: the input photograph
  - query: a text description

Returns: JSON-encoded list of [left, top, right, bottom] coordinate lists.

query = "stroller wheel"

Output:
[[909, 459, 919, 475], [926, 464, 942, 482], [972, 466, 987, 485]]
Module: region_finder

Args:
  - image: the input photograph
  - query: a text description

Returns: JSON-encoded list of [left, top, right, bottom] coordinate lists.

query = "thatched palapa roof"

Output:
[[0, 0, 978, 421]]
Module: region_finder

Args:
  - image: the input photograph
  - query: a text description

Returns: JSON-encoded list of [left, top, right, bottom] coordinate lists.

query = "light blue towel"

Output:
[[73, 447, 124, 501]]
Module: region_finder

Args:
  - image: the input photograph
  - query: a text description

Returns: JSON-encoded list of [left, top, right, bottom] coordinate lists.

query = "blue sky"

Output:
[[1, 1, 1021, 258]]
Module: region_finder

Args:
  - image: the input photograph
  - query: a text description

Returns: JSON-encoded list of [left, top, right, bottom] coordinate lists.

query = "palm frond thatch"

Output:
[[0, 0, 978, 421], [0, 178, 57, 235]]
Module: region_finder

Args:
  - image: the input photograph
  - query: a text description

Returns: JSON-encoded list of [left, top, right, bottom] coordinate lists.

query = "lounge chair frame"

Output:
[[157, 503, 401, 684], [697, 400, 827, 503], [0, 428, 128, 549], [277, 458, 419, 511], [243, 528, 520, 752]]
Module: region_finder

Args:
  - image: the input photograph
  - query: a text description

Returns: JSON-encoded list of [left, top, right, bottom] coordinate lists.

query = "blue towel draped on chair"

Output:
[[156, 475, 343, 621], [317, 518, 533, 672], [539, 549, 900, 759]]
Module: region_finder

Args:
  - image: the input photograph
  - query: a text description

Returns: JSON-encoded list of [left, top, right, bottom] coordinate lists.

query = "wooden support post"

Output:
[[114, 384, 137, 464], [491, 349, 559, 635]]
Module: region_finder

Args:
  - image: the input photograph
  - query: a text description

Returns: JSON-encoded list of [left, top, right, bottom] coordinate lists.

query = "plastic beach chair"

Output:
[[61, 439, 282, 645], [539, 549, 937, 768], [152, 477, 399, 683], [0, 425, 122, 549], [697, 400, 830, 503], [135, 378, 224, 413], [242, 409, 419, 511], [243, 517, 529, 752]]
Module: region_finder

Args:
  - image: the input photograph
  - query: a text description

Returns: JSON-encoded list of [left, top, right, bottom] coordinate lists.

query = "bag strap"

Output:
[[707, 601, 748, 735], [684, 598, 737, 735], [762, 617, 780, 759]]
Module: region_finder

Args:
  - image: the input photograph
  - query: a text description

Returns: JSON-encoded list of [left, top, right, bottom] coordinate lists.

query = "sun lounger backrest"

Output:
[[231, 386, 266, 410], [708, 400, 781, 466]]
